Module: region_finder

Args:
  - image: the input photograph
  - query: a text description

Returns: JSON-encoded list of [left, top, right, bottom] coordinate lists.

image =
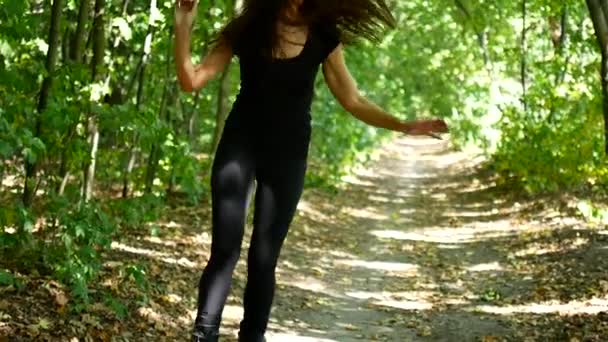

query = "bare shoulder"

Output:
[[323, 43, 345, 71]]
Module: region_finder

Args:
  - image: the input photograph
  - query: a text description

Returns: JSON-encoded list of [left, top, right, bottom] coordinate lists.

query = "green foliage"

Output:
[[480, 288, 502, 303], [125, 264, 150, 294], [0, 269, 18, 287], [107, 195, 163, 230], [494, 91, 601, 193], [104, 295, 129, 319], [45, 201, 116, 305], [577, 200, 608, 224], [486, 2, 604, 193], [2, 0, 608, 313]]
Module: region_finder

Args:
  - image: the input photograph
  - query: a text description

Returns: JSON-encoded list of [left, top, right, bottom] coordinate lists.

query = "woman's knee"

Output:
[[248, 242, 282, 273], [212, 160, 253, 196], [209, 243, 242, 269]]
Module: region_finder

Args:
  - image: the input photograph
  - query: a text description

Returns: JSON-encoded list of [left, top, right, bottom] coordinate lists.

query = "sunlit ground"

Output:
[[192, 137, 606, 340], [2, 137, 607, 341], [473, 298, 608, 315]]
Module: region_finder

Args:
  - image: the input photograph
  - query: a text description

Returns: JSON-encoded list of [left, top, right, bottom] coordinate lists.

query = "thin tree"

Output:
[[586, 0, 608, 154], [82, 0, 105, 202], [23, 0, 65, 207], [57, 0, 92, 196]]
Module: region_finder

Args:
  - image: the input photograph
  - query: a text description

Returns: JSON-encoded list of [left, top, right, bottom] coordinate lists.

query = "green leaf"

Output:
[[0, 270, 16, 286], [112, 17, 133, 41], [577, 201, 594, 220], [0, 141, 14, 157], [0, 39, 14, 58], [105, 296, 128, 319], [480, 289, 501, 302], [22, 147, 36, 164]]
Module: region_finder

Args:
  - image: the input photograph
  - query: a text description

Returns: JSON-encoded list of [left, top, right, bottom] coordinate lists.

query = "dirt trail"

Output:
[[4, 137, 608, 341], [251, 137, 608, 342]]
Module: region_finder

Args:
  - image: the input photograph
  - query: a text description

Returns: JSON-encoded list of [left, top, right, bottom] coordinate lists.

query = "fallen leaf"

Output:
[[0, 301, 9, 311], [38, 318, 52, 330], [482, 336, 500, 342], [417, 325, 432, 337], [343, 324, 361, 331], [55, 291, 69, 307]]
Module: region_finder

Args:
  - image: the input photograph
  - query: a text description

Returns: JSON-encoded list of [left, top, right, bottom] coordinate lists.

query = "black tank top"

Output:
[[223, 24, 341, 159]]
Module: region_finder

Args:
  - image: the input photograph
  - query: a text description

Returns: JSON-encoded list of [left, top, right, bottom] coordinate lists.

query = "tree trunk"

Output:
[[23, 0, 64, 207], [89, 0, 105, 80], [122, 65, 146, 198], [121, 138, 138, 198], [187, 98, 200, 145], [557, 7, 570, 85], [0, 161, 5, 192], [83, 119, 100, 201], [587, 0, 608, 154], [453, 0, 493, 77], [82, 0, 105, 202], [57, 0, 92, 195], [105, 0, 137, 199], [57, 127, 77, 195], [103, 0, 131, 89], [144, 143, 159, 193], [144, 22, 172, 195], [71, 0, 91, 62], [144, 81, 174, 194], [61, 28, 70, 62], [165, 86, 180, 196], [125, 0, 157, 197], [550, 7, 569, 85], [520, 0, 528, 114], [549, 9, 568, 55]]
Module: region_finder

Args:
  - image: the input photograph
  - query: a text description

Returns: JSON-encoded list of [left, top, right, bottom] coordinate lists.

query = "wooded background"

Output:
[[2, 0, 608, 308]]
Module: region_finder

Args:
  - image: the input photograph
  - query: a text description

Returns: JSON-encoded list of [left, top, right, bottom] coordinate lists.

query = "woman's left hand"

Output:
[[402, 119, 449, 139], [175, 0, 198, 29]]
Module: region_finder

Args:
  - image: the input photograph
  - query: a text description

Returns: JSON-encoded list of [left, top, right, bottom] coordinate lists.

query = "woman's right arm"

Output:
[[175, 0, 233, 92]]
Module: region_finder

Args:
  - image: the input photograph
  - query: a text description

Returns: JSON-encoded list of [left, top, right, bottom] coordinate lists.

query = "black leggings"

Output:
[[195, 131, 307, 336]]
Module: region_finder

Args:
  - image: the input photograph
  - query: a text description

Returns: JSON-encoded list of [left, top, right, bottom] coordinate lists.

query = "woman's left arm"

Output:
[[322, 44, 447, 136]]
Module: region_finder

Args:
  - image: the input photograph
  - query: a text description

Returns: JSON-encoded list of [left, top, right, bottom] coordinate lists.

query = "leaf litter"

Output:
[[1, 137, 608, 341]]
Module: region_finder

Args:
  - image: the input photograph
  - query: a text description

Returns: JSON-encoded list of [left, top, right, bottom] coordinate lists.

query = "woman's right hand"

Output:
[[175, 0, 198, 29]]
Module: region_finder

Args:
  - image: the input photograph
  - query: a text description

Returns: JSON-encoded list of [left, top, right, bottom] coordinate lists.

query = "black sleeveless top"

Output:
[[223, 25, 341, 159]]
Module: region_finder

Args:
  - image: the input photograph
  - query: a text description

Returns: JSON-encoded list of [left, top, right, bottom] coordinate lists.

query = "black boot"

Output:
[[192, 313, 220, 342], [238, 331, 266, 342], [192, 329, 219, 342]]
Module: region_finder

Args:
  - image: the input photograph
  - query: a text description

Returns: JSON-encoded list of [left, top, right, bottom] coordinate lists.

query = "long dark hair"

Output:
[[218, 0, 396, 58]]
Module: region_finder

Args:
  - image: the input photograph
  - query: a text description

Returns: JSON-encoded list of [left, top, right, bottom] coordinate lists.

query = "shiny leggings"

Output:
[[195, 131, 307, 338]]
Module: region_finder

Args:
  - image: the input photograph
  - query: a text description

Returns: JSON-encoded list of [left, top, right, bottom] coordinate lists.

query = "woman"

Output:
[[174, 0, 448, 341]]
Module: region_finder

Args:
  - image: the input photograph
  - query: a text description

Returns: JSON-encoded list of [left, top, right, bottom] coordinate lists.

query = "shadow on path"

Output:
[[3, 137, 608, 341]]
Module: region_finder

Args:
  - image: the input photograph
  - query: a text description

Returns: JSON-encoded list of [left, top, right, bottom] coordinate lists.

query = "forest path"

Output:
[[247, 136, 608, 341], [4, 137, 608, 342]]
